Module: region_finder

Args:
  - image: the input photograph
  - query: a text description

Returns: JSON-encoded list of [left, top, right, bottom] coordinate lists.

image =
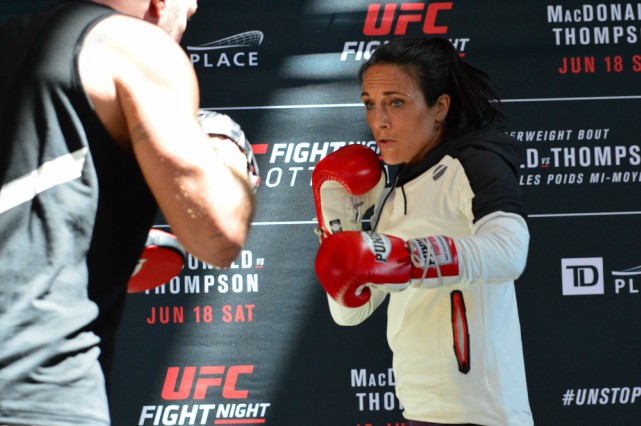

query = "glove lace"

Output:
[[350, 195, 364, 225], [409, 238, 445, 287], [313, 226, 327, 244]]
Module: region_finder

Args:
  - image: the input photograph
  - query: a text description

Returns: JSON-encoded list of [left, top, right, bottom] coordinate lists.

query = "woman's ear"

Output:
[[435, 94, 451, 122]]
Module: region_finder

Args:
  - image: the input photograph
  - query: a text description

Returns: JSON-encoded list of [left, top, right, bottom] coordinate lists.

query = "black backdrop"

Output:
[[3, 1, 641, 425]]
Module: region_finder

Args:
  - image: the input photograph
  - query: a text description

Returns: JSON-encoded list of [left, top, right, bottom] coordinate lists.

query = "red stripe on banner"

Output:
[[251, 144, 269, 155]]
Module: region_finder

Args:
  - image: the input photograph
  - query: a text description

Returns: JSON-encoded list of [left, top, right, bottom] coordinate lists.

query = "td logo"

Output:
[[561, 258, 604, 296]]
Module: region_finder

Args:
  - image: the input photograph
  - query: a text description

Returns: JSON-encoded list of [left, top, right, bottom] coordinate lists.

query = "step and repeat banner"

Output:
[[3, 1, 641, 425]]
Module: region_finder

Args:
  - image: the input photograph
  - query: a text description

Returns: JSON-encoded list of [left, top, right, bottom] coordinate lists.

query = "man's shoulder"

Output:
[[82, 14, 191, 84]]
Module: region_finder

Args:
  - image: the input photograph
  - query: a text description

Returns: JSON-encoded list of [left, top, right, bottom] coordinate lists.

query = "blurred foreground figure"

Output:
[[0, 1, 255, 424]]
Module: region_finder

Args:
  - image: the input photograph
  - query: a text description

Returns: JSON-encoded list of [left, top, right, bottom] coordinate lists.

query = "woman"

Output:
[[317, 37, 534, 425]]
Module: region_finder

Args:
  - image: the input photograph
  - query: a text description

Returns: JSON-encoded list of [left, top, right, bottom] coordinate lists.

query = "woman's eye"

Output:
[[363, 101, 374, 109], [391, 99, 404, 107]]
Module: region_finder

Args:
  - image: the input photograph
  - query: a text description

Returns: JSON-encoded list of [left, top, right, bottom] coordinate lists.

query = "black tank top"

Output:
[[0, 1, 157, 423]]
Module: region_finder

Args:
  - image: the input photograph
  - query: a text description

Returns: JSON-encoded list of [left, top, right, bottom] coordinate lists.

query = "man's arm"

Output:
[[78, 15, 254, 268]]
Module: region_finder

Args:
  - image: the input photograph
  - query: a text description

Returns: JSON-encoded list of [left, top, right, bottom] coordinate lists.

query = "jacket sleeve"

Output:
[[451, 144, 530, 286], [454, 211, 530, 285]]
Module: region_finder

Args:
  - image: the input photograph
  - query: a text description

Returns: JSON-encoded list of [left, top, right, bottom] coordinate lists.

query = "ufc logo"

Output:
[[363, 2, 453, 36], [161, 365, 254, 400]]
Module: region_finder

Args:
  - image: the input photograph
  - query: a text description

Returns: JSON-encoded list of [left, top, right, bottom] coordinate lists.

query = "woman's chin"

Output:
[[380, 153, 403, 166]]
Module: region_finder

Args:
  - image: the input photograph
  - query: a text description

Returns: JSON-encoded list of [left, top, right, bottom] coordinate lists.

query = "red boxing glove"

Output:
[[128, 229, 186, 293], [312, 144, 385, 242], [314, 231, 459, 308]]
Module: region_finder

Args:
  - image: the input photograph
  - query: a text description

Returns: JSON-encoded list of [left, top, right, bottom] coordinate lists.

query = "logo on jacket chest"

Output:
[[432, 164, 448, 181]]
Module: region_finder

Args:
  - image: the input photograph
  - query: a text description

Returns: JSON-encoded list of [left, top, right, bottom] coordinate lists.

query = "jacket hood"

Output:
[[395, 127, 521, 186]]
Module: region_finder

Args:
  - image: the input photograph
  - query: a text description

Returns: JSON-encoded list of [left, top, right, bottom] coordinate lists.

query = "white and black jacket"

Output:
[[328, 128, 534, 425]]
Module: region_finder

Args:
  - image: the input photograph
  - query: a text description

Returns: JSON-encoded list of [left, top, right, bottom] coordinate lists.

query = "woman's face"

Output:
[[361, 64, 449, 165]]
